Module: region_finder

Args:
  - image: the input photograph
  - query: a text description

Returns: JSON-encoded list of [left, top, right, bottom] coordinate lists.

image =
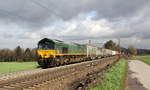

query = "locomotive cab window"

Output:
[[38, 42, 54, 50]]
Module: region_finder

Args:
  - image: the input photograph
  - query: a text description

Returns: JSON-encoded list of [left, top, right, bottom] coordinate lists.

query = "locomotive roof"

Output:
[[38, 38, 83, 46]]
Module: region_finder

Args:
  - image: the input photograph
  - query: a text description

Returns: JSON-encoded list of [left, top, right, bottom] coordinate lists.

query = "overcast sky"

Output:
[[0, 0, 150, 49]]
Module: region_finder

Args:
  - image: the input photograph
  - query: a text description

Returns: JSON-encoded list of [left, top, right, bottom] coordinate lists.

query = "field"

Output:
[[135, 55, 150, 65], [0, 62, 38, 74], [90, 59, 127, 90]]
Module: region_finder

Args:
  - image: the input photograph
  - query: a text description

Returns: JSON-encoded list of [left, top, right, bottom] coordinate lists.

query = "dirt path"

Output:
[[127, 60, 150, 90]]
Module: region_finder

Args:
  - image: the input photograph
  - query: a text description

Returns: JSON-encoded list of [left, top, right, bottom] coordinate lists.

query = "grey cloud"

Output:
[[0, 0, 149, 28], [0, 0, 150, 49]]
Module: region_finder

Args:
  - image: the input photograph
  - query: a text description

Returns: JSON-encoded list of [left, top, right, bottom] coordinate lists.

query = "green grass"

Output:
[[135, 55, 150, 65], [90, 59, 127, 90], [0, 62, 38, 74]]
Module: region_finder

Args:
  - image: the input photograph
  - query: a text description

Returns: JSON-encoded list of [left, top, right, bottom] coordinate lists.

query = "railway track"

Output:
[[0, 56, 119, 90]]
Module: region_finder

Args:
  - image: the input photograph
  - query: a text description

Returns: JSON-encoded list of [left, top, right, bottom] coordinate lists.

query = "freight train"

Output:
[[37, 38, 118, 68]]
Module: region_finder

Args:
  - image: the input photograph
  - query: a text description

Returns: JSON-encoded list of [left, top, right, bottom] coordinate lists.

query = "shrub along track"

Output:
[[0, 56, 119, 90]]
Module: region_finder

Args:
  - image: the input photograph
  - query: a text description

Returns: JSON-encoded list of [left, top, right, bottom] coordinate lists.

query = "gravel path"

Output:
[[127, 60, 150, 90]]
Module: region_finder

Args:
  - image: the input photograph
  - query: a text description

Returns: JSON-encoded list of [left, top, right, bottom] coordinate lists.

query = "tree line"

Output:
[[0, 46, 37, 62], [103, 40, 120, 51], [1, 40, 148, 62], [103, 40, 137, 56]]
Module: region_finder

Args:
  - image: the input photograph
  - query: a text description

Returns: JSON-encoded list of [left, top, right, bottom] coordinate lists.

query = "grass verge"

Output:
[[90, 59, 127, 90], [135, 55, 150, 65], [0, 62, 38, 74]]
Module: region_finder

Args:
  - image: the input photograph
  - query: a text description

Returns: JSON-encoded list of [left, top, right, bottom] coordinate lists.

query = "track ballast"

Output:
[[0, 56, 119, 90]]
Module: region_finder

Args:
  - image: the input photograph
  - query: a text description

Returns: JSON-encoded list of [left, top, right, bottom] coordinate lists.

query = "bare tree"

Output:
[[31, 48, 38, 61], [14, 46, 24, 62], [24, 48, 32, 61], [128, 45, 137, 56]]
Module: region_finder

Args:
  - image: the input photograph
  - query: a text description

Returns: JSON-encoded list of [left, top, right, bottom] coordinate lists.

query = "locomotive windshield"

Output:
[[38, 42, 54, 50]]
